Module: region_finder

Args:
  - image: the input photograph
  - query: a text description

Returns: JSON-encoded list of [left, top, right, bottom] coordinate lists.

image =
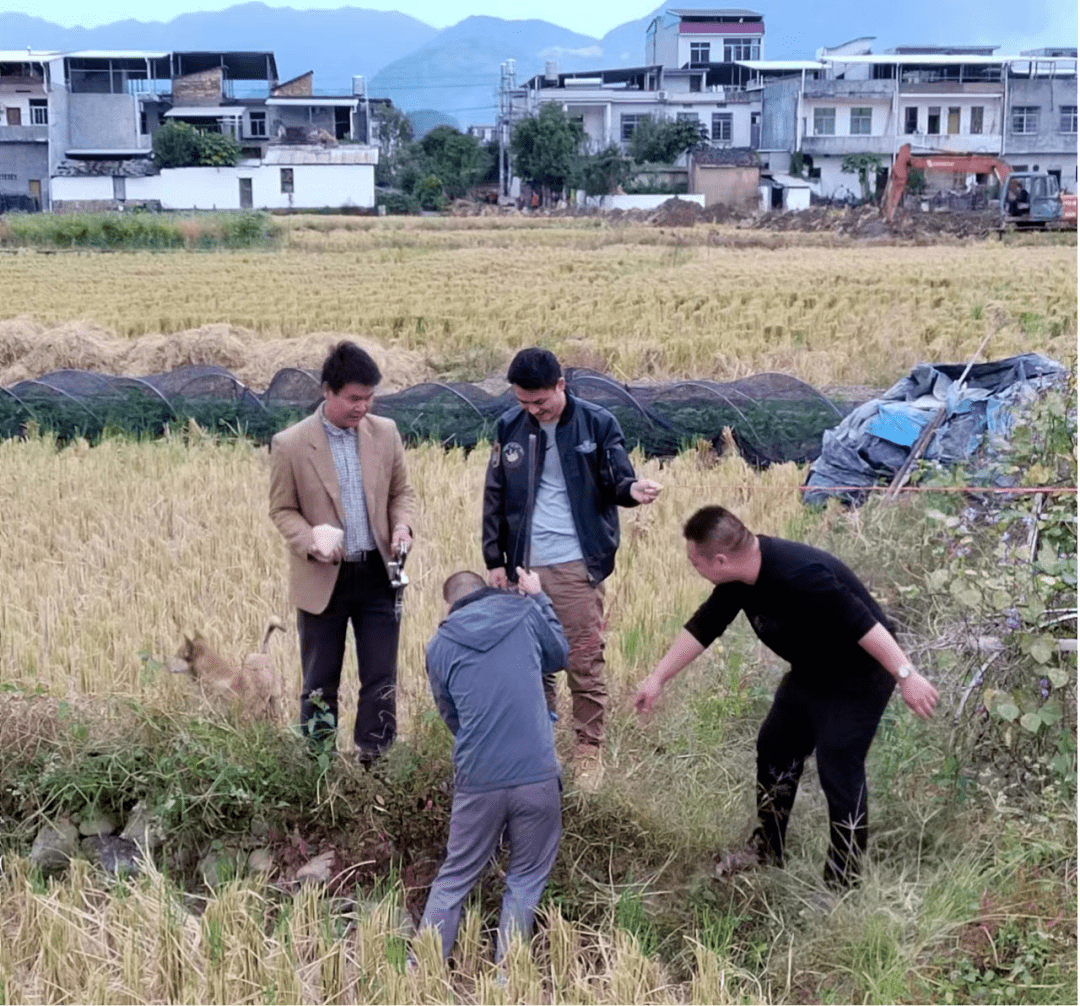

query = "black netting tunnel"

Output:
[[1, 364, 854, 467]]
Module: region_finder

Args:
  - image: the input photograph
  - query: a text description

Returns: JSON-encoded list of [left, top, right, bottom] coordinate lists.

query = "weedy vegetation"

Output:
[[0, 218, 1074, 1004]]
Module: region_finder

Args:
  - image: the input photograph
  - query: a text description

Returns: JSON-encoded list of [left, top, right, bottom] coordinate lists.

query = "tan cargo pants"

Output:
[[535, 560, 607, 747]]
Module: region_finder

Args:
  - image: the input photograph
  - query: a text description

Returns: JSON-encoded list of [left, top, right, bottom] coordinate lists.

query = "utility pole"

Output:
[[498, 58, 516, 199]]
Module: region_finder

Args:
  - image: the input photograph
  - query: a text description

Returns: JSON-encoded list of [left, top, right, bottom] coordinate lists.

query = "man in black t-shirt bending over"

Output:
[[634, 505, 938, 889]]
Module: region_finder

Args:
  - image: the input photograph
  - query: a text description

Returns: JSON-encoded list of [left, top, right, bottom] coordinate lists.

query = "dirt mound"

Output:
[[751, 203, 1002, 240], [648, 197, 706, 227], [0, 319, 434, 392]]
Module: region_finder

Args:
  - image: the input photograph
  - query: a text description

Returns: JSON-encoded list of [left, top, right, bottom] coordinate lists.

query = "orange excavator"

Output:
[[882, 143, 1077, 227]]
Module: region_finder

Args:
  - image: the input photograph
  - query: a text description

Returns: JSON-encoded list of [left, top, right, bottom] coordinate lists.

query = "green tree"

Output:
[[416, 126, 485, 200], [841, 153, 882, 202], [511, 103, 585, 201], [576, 144, 632, 197], [627, 115, 703, 164], [153, 121, 200, 168], [152, 121, 240, 168], [415, 174, 446, 211], [194, 130, 241, 168], [371, 102, 414, 187]]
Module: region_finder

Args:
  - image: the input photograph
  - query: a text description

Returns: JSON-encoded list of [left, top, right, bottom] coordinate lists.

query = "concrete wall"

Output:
[[68, 93, 142, 150], [760, 77, 800, 151], [52, 163, 375, 209], [583, 192, 705, 210], [1005, 77, 1078, 157], [0, 142, 49, 202], [51, 175, 114, 201], [689, 163, 759, 207]]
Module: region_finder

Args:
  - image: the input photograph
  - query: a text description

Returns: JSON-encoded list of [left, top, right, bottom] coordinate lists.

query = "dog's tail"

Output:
[[261, 616, 286, 653]]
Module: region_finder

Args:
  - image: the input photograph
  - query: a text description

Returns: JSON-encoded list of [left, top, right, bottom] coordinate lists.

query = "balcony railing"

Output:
[[0, 124, 48, 142]]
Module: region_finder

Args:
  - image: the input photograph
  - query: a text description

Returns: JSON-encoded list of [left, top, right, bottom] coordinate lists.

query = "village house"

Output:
[[516, 8, 764, 166], [748, 41, 1077, 202], [0, 50, 56, 210], [5, 48, 377, 212]]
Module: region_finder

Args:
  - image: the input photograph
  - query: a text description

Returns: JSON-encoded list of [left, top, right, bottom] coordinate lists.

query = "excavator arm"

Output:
[[882, 143, 1011, 222]]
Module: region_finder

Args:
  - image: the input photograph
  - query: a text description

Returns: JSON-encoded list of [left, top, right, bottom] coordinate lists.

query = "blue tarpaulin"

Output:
[[802, 353, 1067, 506]]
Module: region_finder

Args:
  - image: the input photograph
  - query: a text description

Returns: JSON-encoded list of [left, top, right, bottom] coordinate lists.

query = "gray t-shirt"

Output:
[[530, 421, 583, 566]]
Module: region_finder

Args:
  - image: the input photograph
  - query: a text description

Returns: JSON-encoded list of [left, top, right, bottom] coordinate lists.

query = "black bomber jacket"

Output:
[[482, 393, 640, 586]]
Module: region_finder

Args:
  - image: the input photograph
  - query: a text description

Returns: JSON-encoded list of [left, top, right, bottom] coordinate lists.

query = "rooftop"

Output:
[[669, 8, 762, 17]]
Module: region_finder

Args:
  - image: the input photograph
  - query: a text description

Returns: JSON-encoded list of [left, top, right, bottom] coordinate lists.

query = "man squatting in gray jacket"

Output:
[[418, 566, 569, 963]]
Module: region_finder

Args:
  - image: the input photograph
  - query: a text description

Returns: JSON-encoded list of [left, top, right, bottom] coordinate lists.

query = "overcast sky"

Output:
[[5, 0, 1078, 49]]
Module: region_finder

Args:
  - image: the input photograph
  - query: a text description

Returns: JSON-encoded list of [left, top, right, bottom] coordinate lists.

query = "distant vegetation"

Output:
[[0, 211, 275, 250]]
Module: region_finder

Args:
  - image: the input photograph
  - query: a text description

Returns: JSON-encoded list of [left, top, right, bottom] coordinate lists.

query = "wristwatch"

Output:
[[896, 664, 914, 681]]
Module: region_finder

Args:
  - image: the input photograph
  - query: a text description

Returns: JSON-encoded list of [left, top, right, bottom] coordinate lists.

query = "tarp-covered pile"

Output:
[[802, 353, 1068, 506]]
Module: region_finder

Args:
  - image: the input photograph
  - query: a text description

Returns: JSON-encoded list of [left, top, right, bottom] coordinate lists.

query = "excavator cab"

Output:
[[1001, 172, 1063, 225]]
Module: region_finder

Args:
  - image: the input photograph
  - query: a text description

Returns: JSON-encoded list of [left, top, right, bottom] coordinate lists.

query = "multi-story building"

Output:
[[1004, 48, 1078, 190], [0, 51, 57, 209], [516, 8, 765, 157], [750, 41, 1077, 199], [2, 48, 378, 211]]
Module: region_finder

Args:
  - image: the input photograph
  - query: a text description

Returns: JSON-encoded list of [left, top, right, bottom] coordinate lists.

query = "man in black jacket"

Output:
[[483, 348, 661, 786]]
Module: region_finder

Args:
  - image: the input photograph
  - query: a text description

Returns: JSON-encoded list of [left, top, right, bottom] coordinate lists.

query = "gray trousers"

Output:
[[419, 777, 561, 962]]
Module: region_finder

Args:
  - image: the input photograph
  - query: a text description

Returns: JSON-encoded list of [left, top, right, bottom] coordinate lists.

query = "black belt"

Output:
[[343, 550, 375, 564]]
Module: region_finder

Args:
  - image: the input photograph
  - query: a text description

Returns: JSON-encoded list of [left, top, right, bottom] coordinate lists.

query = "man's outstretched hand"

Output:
[[900, 671, 939, 720]]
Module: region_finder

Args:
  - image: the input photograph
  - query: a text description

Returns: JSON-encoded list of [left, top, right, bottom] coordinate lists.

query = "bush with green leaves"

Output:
[[627, 115, 703, 165], [414, 174, 447, 211], [375, 189, 420, 215], [577, 144, 632, 197], [153, 121, 241, 169]]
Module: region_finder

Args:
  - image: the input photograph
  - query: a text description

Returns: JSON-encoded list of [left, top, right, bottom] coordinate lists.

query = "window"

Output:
[[1011, 106, 1039, 133], [712, 112, 733, 142], [1060, 105, 1078, 133], [904, 106, 918, 134], [723, 38, 759, 61], [927, 106, 941, 134], [5, 107, 21, 126], [689, 74, 702, 93], [620, 114, 639, 141], [813, 107, 835, 136], [249, 111, 267, 138], [280, 168, 294, 194], [29, 99, 47, 125], [850, 107, 871, 135], [690, 42, 710, 65], [970, 106, 984, 134], [947, 107, 960, 134]]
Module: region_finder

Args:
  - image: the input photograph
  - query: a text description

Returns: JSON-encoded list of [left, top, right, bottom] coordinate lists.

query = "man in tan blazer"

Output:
[[270, 341, 416, 761]]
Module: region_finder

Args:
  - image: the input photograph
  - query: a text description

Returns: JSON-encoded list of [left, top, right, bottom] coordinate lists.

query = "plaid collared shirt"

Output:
[[322, 416, 377, 557]]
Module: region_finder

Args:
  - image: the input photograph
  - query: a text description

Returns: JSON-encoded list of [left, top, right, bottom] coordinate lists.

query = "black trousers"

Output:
[[296, 557, 400, 755], [754, 669, 894, 889]]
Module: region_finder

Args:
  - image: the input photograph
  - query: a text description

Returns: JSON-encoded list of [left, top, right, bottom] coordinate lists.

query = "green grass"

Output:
[[0, 210, 276, 249]]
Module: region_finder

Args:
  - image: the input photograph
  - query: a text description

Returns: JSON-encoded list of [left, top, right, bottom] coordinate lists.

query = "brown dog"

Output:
[[169, 618, 286, 722]]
